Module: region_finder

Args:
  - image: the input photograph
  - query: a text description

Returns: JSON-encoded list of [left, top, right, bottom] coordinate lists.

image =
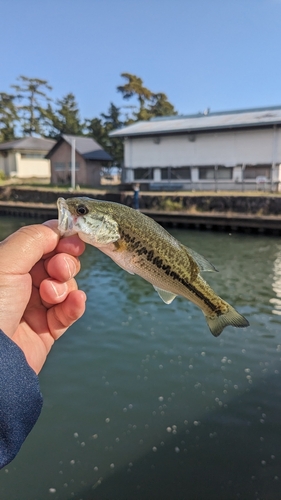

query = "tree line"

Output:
[[0, 73, 177, 166]]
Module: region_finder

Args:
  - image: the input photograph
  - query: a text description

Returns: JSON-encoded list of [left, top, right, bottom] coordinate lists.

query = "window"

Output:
[[54, 162, 66, 171], [54, 162, 80, 171], [161, 167, 191, 180], [68, 162, 80, 171], [199, 166, 232, 180], [244, 165, 271, 180], [171, 167, 191, 180], [217, 167, 232, 180], [161, 168, 169, 180], [199, 168, 214, 180], [134, 168, 153, 180], [21, 153, 45, 159]]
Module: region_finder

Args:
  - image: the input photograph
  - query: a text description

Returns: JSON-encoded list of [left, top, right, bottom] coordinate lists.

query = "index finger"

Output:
[[43, 219, 85, 257]]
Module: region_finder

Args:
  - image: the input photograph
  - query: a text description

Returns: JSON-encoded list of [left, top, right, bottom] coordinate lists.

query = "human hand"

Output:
[[0, 220, 86, 374]]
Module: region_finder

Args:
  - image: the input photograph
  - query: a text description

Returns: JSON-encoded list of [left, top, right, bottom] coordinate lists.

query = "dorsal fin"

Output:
[[181, 244, 218, 272]]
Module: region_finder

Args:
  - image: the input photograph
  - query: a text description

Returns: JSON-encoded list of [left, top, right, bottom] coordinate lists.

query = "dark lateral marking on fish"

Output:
[[168, 269, 217, 312], [121, 232, 141, 250], [147, 250, 154, 261], [122, 232, 132, 243], [149, 251, 217, 312], [187, 282, 219, 313], [131, 240, 141, 250], [136, 246, 148, 256], [162, 264, 171, 274], [121, 231, 217, 313], [153, 256, 163, 268]]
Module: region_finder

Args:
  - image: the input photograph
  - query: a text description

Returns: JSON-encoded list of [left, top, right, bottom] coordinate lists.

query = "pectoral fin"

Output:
[[153, 286, 177, 304], [182, 245, 218, 272]]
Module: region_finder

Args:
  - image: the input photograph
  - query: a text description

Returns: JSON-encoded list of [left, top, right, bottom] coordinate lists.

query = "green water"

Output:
[[0, 217, 281, 500]]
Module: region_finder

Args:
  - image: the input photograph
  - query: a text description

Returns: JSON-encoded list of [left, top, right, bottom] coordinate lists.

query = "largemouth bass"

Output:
[[57, 196, 249, 337]]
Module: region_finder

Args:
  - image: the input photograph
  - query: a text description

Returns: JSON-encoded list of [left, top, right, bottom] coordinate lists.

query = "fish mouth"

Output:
[[57, 197, 74, 235]]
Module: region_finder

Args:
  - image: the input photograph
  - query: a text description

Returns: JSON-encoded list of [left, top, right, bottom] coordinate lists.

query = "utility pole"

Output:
[[71, 138, 76, 189]]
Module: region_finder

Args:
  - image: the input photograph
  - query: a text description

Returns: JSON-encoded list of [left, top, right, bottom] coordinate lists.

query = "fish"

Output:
[[57, 196, 249, 337]]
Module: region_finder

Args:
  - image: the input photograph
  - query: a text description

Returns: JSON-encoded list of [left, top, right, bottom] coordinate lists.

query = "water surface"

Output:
[[0, 217, 281, 500]]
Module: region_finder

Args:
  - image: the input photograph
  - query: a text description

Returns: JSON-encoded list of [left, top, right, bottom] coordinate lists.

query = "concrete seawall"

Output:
[[0, 187, 281, 234], [1, 186, 281, 214]]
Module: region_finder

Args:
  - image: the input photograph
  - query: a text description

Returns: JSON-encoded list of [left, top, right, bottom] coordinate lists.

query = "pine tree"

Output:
[[86, 103, 124, 168], [0, 92, 18, 142], [117, 73, 153, 120], [117, 73, 176, 121], [86, 117, 108, 150], [46, 93, 84, 138], [149, 92, 177, 117], [11, 76, 52, 136], [101, 103, 124, 167]]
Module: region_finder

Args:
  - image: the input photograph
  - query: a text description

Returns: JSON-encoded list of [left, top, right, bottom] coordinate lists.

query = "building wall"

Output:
[[0, 151, 50, 178], [50, 141, 101, 187], [50, 141, 86, 185], [0, 151, 16, 175], [123, 127, 281, 190], [124, 128, 281, 168], [85, 160, 102, 186], [17, 155, 51, 178]]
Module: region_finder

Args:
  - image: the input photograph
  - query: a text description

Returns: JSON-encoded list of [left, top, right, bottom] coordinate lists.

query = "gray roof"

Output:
[[109, 105, 281, 137], [62, 134, 102, 154], [0, 137, 56, 151], [48, 134, 112, 161]]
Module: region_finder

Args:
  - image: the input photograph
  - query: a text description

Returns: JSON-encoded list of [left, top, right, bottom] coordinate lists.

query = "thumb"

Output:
[[0, 222, 60, 339], [0, 222, 60, 275]]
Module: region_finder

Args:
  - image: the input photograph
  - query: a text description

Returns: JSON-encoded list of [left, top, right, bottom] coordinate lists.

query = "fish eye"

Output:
[[76, 205, 88, 216]]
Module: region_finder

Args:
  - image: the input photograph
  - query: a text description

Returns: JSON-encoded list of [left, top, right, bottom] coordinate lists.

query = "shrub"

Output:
[[159, 197, 184, 211]]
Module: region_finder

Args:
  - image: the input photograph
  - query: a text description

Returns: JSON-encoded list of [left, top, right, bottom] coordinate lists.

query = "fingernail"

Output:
[[64, 256, 76, 279], [50, 281, 68, 298]]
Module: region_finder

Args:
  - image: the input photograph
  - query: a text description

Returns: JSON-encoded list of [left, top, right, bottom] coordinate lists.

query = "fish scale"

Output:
[[57, 196, 249, 337]]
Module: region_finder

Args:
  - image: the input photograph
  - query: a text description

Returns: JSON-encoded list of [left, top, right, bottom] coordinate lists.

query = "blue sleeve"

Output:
[[0, 330, 43, 468]]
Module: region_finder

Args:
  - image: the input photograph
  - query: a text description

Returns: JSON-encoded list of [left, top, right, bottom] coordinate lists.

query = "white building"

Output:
[[0, 137, 55, 179], [110, 106, 281, 191]]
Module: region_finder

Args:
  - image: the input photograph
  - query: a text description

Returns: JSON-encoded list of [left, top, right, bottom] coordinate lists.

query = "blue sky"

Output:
[[1, 0, 281, 122]]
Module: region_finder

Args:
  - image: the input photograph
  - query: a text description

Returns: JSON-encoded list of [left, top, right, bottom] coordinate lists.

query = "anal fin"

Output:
[[153, 286, 177, 304]]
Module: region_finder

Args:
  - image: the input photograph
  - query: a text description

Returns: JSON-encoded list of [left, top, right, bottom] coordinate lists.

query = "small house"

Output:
[[47, 134, 112, 187], [0, 137, 55, 179]]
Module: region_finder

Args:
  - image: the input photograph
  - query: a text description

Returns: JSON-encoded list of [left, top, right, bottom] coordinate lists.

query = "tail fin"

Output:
[[205, 304, 249, 337]]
